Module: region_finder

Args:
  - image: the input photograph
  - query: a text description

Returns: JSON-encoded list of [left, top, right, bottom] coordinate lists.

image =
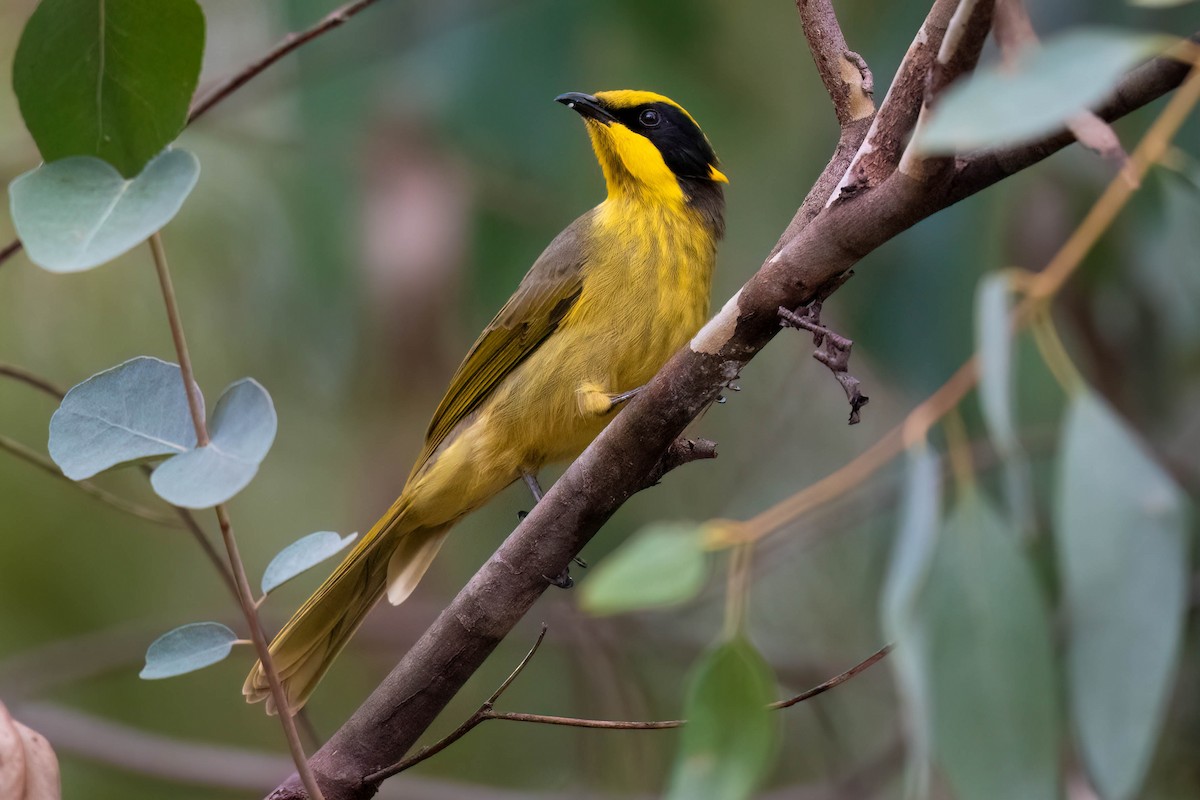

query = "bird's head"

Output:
[[556, 90, 727, 206]]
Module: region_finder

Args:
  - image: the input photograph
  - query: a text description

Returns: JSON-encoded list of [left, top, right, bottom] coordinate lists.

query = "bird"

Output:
[[244, 90, 727, 714]]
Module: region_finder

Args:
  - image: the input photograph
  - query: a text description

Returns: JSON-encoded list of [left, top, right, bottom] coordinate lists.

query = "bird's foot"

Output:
[[545, 567, 575, 589]]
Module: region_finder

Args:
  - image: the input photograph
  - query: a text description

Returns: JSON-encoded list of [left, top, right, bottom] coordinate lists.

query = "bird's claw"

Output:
[[545, 568, 575, 589]]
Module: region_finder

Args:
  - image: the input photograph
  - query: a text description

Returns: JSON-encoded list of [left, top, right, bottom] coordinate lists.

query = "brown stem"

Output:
[[0, 363, 65, 399], [0, 239, 21, 268], [147, 233, 324, 800], [148, 234, 209, 448]]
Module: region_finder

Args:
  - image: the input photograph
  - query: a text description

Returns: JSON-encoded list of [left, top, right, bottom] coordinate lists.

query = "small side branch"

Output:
[[779, 305, 869, 424], [645, 436, 719, 487], [365, 627, 891, 784]]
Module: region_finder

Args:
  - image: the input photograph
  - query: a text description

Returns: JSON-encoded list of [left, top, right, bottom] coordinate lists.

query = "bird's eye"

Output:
[[639, 108, 661, 127]]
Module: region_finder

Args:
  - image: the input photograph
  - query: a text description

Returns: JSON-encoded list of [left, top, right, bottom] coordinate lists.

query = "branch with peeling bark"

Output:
[[266, 0, 1195, 791]]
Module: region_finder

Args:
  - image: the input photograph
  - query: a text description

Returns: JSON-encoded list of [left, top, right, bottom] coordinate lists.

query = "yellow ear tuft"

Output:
[[708, 165, 729, 184]]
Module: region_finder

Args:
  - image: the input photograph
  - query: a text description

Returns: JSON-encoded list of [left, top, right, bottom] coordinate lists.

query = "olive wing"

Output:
[[409, 214, 590, 477]]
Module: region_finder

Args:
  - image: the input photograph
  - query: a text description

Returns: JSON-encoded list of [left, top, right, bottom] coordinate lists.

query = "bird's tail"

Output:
[[243, 501, 451, 715]]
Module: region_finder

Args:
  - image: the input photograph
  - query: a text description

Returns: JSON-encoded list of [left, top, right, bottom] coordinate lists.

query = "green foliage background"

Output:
[[0, 0, 1197, 798]]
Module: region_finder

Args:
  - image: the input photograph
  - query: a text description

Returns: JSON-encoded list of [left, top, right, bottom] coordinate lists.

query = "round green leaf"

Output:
[[665, 637, 779, 800], [151, 378, 277, 509], [13, 0, 206, 177], [580, 523, 708, 616], [48, 356, 200, 480], [9, 148, 201, 273], [262, 531, 359, 595], [916, 29, 1174, 154], [139, 622, 238, 679], [1056, 391, 1190, 800]]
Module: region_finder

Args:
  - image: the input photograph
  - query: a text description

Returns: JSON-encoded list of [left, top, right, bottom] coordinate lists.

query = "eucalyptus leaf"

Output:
[[880, 448, 942, 799], [915, 491, 1059, 800], [1057, 391, 1190, 800], [976, 273, 1017, 451], [262, 531, 359, 595], [151, 379, 277, 509], [9, 149, 201, 273], [580, 523, 708, 616], [665, 637, 778, 800], [975, 272, 1035, 534], [139, 622, 238, 679], [916, 29, 1173, 153], [48, 356, 200, 480], [13, 0, 206, 177]]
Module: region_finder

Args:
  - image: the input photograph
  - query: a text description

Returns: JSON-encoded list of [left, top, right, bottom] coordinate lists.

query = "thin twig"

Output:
[[770, 643, 894, 710], [0, 363, 65, 399], [0, 240, 21, 268], [367, 629, 890, 782], [149, 235, 208, 447], [187, 0, 386, 123], [146, 234, 324, 800], [0, 434, 183, 527]]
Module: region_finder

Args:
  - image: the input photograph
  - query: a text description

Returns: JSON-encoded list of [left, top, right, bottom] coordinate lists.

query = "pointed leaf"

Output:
[[48, 356, 200, 480], [1056, 391, 1190, 800], [9, 149, 200, 273], [151, 379, 277, 508], [13, 0, 205, 177], [975, 272, 1035, 533], [915, 491, 1059, 800], [916, 29, 1173, 153], [139, 622, 238, 679], [881, 448, 942, 799], [580, 523, 708, 616], [665, 637, 778, 800], [976, 273, 1017, 451], [262, 531, 359, 595]]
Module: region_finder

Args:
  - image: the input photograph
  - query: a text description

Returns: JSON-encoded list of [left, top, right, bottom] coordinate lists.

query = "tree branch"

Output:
[[268, 19, 1199, 798]]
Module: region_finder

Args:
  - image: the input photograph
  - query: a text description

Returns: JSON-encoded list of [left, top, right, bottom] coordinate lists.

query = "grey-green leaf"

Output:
[[580, 523, 708, 616], [262, 531, 359, 595], [139, 622, 238, 679], [13, 0, 206, 177], [916, 29, 1173, 153], [916, 491, 1059, 800], [976, 273, 1017, 450], [9, 149, 201, 273], [48, 356, 200, 480], [1057, 391, 1190, 800], [665, 637, 779, 800], [880, 448, 942, 799], [975, 272, 1034, 534], [151, 379, 277, 509]]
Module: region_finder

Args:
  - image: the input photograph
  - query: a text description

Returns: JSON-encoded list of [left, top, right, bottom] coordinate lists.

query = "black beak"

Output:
[[555, 92, 615, 124]]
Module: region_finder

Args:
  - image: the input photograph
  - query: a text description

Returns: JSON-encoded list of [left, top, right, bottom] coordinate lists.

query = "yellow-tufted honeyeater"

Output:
[[245, 90, 726, 713]]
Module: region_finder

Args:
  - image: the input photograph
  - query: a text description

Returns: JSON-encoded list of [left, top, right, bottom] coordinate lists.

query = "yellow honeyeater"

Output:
[[245, 90, 726, 713]]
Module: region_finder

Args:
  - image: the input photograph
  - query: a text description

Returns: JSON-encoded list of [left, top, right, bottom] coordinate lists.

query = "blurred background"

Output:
[[1, 0, 1198, 797]]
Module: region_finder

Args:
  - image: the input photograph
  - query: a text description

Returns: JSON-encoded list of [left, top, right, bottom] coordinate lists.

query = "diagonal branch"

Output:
[[268, 26, 1199, 800]]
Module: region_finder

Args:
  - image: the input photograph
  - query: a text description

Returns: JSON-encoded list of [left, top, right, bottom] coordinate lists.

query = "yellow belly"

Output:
[[401, 197, 716, 528]]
